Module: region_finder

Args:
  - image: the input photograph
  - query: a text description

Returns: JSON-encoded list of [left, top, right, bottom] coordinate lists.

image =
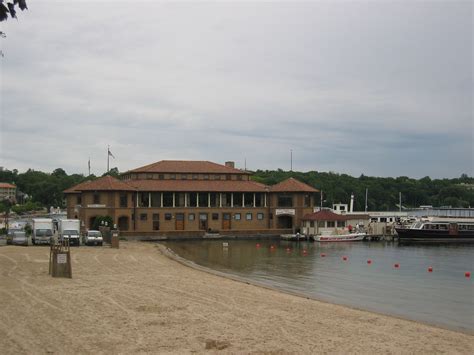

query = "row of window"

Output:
[[305, 221, 346, 228], [123, 173, 248, 181], [139, 212, 265, 221]]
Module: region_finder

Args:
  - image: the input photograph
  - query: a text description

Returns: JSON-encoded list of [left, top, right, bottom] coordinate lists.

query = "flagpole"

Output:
[[88, 157, 91, 176], [107, 145, 110, 173]]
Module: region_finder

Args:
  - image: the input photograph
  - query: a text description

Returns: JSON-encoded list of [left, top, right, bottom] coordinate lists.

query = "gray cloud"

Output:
[[0, 0, 472, 178]]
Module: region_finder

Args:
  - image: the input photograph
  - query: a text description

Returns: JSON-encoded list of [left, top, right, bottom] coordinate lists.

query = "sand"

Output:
[[0, 241, 472, 354]]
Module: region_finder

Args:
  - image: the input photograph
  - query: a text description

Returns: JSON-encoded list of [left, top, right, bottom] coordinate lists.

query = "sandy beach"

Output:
[[0, 241, 472, 354]]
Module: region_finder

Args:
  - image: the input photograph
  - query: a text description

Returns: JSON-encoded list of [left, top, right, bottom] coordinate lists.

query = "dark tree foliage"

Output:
[[0, 0, 27, 22], [0, 168, 95, 208], [252, 170, 474, 210]]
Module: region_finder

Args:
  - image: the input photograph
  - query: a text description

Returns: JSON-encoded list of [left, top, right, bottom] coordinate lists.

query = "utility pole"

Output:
[[399, 192, 402, 212], [107, 145, 110, 173], [365, 188, 368, 213]]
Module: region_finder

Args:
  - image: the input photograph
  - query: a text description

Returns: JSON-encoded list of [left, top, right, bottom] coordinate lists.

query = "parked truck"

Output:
[[32, 218, 54, 245], [59, 219, 81, 246]]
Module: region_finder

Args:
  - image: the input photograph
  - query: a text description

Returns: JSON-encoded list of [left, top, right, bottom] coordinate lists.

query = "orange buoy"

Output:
[[465, 272, 471, 278], [394, 263, 400, 269], [256, 243, 260, 248], [320, 253, 326, 257], [342, 256, 348, 261], [303, 249, 308, 253], [428, 266, 433, 272], [367, 259, 372, 265], [270, 245, 275, 249], [286, 248, 291, 252]]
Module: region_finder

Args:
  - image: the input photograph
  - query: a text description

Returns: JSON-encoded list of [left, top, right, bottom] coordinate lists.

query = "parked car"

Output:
[[83, 230, 103, 246], [12, 231, 28, 246], [6, 229, 22, 245]]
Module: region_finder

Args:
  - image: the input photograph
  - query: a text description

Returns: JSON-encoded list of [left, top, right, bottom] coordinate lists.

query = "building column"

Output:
[[136, 192, 139, 207], [185, 193, 188, 207], [148, 192, 151, 208], [160, 193, 163, 208], [219, 193, 222, 208], [197, 193, 199, 208], [264, 194, 267, 207], [242, 193, 245, 208], [253, 193, 256, 208], [208, 193, 211, 208], [173, 193, 175, 208], [231, 193, 233, 208]]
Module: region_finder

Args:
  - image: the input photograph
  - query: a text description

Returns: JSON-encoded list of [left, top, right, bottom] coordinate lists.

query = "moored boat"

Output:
[[395, 218, 474, 242], [280, 233, 307, 241], [313, 232, 366, 242]]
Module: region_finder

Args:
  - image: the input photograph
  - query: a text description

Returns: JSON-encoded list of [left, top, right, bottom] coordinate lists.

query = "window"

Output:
[[77, 195, 82, 205], [151, 192, 161, 207], [152, 213, 159, 220], [192, 174, 198, 180], [277, 195, 293, 207], [158, 174, 164, 180], [255, 193, 263, 207], [246, 213, 252, 220], [310, 221, 315, 227], [226, 175, 231, 180], [237, 175, 242, 181], [147, 173, 153, 179], [176, 193, 186, 207], [138, 192, 149, 207], [337, 221, 345, 228], [131, 174, 137, 180], [304, 194, 311, 207], [188, 213, 195, 221], [204, 175, 209, 180], [222, 193, 232, 207], [318, 221, 325, 227], [181, 174, 188, 180], [170, 174, 176, 180], [257, 213, 264, 220], [244, 193, 253, 207], [198, 192, 209, 207], [119, 193, 128, 208], [327, 221, 335, 228], [212, 213, 219, 220], [163, 192, 173, 207], [93, 192, 100, 204], [165, 213, 172, 220], [140, 213, 147, 221], [209, 193, 218, 207], [188, 192, 197, 207], [234, 213, 241, 220], [233, 193, 243, 207]]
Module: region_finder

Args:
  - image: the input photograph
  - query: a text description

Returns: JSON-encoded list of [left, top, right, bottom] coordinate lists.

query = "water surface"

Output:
[[163, 240, 473, 332]]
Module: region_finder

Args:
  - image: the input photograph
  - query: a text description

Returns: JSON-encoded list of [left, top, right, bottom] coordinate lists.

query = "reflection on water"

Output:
[[164, 240, 474, 332]]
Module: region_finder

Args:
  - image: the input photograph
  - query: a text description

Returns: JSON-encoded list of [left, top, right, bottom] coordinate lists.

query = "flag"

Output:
[[108, 149, 115, 159]]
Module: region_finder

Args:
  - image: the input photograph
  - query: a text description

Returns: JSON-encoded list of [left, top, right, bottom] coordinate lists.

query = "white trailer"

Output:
[[59, 219, 81, 246], [32, 218, 53, 245]]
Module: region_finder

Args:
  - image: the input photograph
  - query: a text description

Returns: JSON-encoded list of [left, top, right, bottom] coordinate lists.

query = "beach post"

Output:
[[49, 239, 72, 278], [111, 229, 120, 249]]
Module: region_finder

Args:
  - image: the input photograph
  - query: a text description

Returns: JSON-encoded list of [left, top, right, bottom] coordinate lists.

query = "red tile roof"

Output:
[[302, 210, 347, 221], [270, 178, 319, 193], [128, 179, 268, 192], [0, 183, 16, 189], [127, 160, 248, 175], [65, 176, 134, 193]]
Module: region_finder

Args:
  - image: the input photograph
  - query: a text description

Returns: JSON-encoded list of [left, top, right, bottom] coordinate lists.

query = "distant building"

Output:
[[0, 183, 16, 202], [64, 160, 319, 237]]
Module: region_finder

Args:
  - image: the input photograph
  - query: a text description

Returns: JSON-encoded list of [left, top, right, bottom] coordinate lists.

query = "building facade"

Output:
[[0, 183, 17, 202], [65, 160, 319, 237]]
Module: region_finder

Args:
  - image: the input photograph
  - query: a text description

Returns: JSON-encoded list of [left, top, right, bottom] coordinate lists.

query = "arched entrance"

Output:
[[118, 216, 129, 231], [277, 215, 293, 229]]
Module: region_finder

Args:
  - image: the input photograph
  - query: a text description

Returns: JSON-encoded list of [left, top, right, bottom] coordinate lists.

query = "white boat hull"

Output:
[[313, 232, 366, 242]]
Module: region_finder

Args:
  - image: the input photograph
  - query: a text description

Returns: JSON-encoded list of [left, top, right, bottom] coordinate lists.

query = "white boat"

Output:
[[313, 232, 366, 242], [280, 233, 307, 241]]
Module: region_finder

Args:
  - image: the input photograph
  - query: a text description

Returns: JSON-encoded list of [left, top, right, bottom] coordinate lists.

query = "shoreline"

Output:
[[1, 241, 472, 354], [157, 243, 473, 336]]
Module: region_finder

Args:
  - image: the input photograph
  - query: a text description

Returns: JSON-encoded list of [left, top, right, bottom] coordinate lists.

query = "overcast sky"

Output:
[[0, 0, 472, 178]]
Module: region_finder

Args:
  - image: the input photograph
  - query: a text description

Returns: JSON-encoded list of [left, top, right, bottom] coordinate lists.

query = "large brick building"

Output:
[[64, 160, 318, 237]]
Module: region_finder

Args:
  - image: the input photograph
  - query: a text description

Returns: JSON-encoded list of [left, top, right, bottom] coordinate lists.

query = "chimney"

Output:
[[225, 161, 235, 169]]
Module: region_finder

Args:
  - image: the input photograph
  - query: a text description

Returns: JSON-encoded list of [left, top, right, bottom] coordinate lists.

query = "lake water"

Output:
[[163, 240, 474, 333]]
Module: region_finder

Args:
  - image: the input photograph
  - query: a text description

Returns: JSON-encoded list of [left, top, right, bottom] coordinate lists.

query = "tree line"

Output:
[[0, 167, 472, 213]]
